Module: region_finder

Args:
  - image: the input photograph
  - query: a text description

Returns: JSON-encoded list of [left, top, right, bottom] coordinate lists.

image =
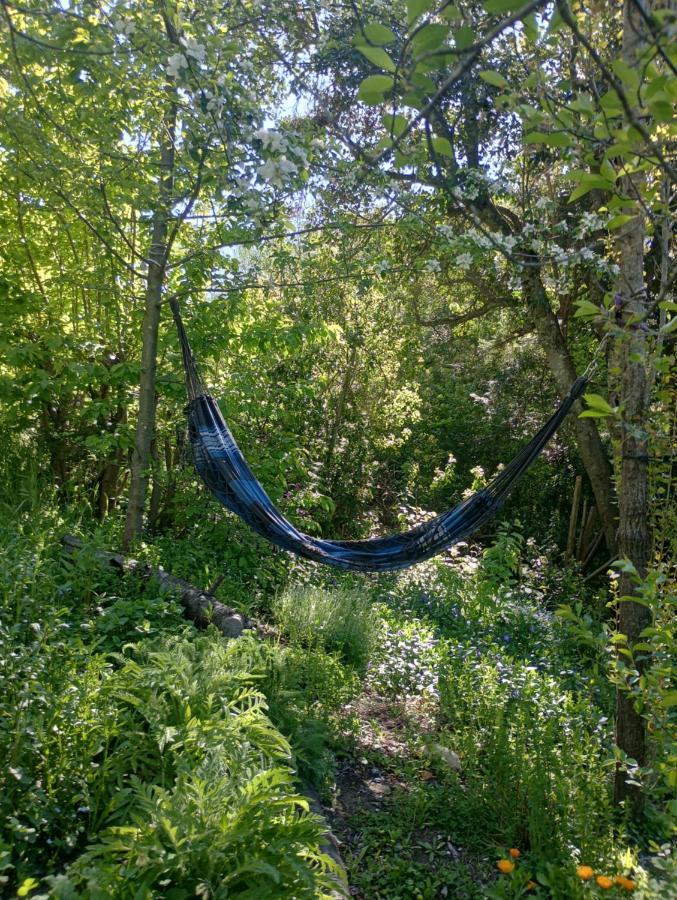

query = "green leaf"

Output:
[[361, 22, 397, 45], [382, 112, 408, 135], [407, 0, 434, 24], [411, 23, 449, 54], [523, 13, 538, 42], [484, 0, 526, 12], [430, 136, 453, 156], [524, 131, 573, 148], [573, 300, 601, 319], [607, 214, 637, 230], [479, 70, 508, 88], [583, 393, 614, 415], [568, 179, 611, 203], [357, 74, 394, 104], [612, 59, 640, 91], [600, 89, 623, 115], [357, 45, 396, 72], [660, 316, 677, 336], [661, 691, 677, 708], [649, 99, 674, 123], [410, 71, 435, 92], [599, 158, 616, 181], [441, 5, 462, 20], [454, 26, 475, 49]]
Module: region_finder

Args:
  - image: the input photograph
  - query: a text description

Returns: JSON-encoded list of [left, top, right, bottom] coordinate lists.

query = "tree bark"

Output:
[[612, 0, 652, 818], [522, 265, 618, 554], [123, 98, 177, 548]]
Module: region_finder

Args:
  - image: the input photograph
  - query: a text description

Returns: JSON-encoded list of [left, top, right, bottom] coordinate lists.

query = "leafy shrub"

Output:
[[272, 585, 376, 672], [50, 633, 339, 898], [263, 645, 361, 788], [437, 646, 618, 868]]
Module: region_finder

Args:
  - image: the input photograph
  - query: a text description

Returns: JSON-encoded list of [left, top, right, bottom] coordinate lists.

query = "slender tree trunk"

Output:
[[523, 265, 618, 554], [613, 0, 652, 818], [123, 98, 177, 547], [324, 342, 358, 473]]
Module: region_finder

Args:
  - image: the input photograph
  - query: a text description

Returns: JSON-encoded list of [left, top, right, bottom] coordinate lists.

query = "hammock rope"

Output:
[[168, 296, 590, 572]]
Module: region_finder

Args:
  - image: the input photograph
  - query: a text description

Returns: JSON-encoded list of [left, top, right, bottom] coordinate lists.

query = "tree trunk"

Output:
[[522, 265, 618, 554], [123, 98, 177, 547], [613, 0, 652, 818]]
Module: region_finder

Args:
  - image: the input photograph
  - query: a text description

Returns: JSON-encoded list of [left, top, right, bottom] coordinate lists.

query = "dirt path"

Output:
[[317, 691, 494, 899]]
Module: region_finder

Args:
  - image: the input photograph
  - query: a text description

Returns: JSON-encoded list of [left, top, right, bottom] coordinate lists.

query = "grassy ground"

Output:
[[0, 495, 674, 898]]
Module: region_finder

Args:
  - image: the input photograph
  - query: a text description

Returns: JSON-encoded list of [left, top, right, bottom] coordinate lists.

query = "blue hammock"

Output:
[[170, 298, 588, 572]]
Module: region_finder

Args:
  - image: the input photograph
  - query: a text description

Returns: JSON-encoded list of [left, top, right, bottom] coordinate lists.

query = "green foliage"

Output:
[[0, 502, 337, 896], [263, 645, 361, 788], [54, 635, 338, 898], [272, 585, 376, 672]]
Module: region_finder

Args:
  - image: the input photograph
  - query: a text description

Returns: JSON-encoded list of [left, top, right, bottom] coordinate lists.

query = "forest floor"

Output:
[[1, 500, 673, 898], [327, 692, 492, 899]]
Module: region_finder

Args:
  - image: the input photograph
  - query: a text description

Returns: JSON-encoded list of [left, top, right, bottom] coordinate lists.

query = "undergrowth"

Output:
[[1, 496, 674, 898]]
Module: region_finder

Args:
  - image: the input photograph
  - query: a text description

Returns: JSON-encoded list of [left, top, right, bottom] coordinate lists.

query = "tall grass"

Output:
[[272, 585, 376, 672]]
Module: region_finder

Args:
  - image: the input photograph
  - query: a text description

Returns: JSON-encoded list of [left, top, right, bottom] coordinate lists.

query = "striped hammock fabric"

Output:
[[170, 298, 588, 572]]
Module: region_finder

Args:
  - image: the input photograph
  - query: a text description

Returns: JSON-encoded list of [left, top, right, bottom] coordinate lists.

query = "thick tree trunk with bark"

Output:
[[522, 265, 618, 554], [123, 99, 177, 548], [613, 0, 652, 818]]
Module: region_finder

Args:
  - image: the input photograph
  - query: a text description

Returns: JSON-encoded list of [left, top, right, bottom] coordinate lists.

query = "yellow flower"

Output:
[[615, 876, 636, 892], [497, 859, 515, 874], [509, 848, 521, 859], [596, 875, 614, 889], [576, 865, 594, 881], [526, 881, 536, 891]]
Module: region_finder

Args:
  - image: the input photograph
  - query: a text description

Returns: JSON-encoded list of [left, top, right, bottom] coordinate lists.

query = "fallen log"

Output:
[[61, 534, 248, 638]]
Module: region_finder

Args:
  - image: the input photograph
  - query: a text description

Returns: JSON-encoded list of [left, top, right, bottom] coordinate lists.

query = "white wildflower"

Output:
[[437, 224, 454, 239], [424, 259, 441, 273], [256, 159, 281, 185], [456, 252, 472, 270]]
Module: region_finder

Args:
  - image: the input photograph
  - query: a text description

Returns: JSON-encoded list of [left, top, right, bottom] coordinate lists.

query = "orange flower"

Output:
[[526, 881, 536, 891], [576, 865, 594, 880], [615, 876, 636, 892], [596, 875, 613, 889], [509, 848, 521, 859], [497, 859, 515, 874]]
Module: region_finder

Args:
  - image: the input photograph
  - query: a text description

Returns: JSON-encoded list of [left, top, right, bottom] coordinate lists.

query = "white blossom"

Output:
[[256, 156, 297, 187], [437, 224, 454, 239], [166, 53, 188, 78], [456, 252, 472, 270], [423, 258, 441, 273], [254, 128, 286, 152], [277, 155, 298, 176], [181, 36, 206, 63]]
